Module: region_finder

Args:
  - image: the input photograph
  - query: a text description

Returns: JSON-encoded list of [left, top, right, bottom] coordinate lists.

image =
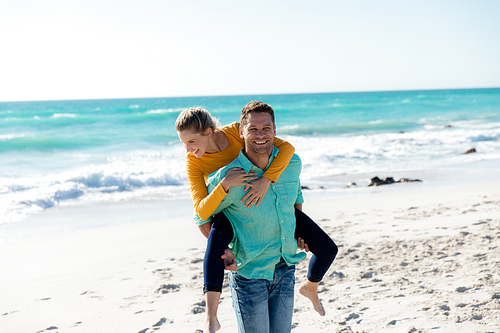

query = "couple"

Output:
[[176, 101, 338, 333]]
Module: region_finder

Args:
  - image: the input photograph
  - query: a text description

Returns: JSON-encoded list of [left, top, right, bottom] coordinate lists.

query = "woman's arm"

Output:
[[186, 159, 227, 221], [264, 136, 296, 182], [186, 158, 256, 221]]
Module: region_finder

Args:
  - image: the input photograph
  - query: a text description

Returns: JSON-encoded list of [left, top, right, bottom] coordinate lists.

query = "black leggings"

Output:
[[203, 208, 338, 293]]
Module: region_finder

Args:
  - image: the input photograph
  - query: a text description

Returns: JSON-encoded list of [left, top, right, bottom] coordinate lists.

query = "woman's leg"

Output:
[[203, 212, 234, 332], [294, 207, 338, 316]]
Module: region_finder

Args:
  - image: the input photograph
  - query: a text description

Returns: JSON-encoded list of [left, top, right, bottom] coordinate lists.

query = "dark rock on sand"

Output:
[[464, 148, 476, 154], [368, 176, 395, 186], [368, 177, 386, 186], [368, 176, 422, 186], [398, 178, 422, 183]]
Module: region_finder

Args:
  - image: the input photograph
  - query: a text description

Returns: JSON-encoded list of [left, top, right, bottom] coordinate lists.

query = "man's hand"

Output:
[[221, 248, 238, 271], [297, 237, 310, 252]]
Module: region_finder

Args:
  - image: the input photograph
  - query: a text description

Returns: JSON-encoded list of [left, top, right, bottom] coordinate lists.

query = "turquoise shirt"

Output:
[[195, 146, 306, 281]]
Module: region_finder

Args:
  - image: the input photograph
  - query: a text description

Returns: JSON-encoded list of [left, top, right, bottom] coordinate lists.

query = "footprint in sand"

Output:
[[455, 286, 470, 293], [36, 326, 58, 333], [156, 284, 180, 294], [138, 317, 173, 333], [80, 290, 106, 300], [191, 300, 206, 314], [2, 310, 19, 316], [191, 258, 203, 264]]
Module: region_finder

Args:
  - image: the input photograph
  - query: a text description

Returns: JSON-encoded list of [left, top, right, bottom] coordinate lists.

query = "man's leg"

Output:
[[228, 271, 270, 333], [268, 260, 296, 333]]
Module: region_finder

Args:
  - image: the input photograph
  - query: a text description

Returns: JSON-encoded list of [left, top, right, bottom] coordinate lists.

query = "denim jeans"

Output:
[[228, 259, 295, 333]]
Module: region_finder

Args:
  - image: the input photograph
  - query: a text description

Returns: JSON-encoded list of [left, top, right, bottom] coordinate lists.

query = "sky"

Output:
[[1, 0, 499, 102]]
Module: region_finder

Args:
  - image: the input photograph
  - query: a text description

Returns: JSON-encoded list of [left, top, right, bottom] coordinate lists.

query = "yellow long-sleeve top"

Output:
[[186, 122, 295, 221]]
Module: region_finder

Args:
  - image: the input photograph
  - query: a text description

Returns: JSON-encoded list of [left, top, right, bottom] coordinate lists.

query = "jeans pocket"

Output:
[[231, 273, 268, 319], [278, 265, 296, 310]]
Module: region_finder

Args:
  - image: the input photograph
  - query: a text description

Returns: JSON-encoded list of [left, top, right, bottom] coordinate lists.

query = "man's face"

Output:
[[239, 112, 276, 157]]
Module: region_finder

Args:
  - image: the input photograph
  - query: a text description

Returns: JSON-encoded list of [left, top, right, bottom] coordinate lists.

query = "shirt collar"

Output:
[[236, 146, 279, 173]]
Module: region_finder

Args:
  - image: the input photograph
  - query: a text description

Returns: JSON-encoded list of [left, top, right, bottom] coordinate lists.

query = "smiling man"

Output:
[[196, 101, 306, 333]]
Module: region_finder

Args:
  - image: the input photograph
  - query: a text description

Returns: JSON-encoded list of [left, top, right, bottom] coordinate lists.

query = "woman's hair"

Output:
[[175, 107, 219, 134]]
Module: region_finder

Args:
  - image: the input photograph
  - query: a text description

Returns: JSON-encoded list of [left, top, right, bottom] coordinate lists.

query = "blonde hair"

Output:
[[175, 107, 219, 134]]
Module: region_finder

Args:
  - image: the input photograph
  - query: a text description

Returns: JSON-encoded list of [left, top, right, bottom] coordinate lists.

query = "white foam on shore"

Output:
[[0, 148, 189, 225], [3, 158, 499, 244]]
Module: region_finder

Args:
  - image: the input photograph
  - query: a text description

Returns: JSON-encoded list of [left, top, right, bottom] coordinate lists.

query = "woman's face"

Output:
[[177, 128, 211, 158]]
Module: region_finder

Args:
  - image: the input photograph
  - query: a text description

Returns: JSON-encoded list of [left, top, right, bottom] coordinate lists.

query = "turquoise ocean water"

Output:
[[1, 88, 500, 229]]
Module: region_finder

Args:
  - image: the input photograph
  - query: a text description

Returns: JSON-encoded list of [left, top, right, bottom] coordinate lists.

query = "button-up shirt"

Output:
[[194, 146, 306, 281]]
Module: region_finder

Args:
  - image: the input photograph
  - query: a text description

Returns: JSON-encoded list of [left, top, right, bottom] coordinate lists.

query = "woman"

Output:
[[175, 106, 337, 333]]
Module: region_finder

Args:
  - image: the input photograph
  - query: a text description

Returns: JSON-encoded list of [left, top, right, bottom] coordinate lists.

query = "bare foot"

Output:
[[204, 316, 221, 333], [299, 281, 326, 316]]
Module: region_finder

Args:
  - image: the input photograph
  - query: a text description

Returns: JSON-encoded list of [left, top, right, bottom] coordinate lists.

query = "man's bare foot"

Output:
[[299, 281, 326, 316], [204, 316, 221, 333]]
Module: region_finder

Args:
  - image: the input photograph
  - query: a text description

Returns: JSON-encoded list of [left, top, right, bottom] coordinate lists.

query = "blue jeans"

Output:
[[228, 259, 295, 333]]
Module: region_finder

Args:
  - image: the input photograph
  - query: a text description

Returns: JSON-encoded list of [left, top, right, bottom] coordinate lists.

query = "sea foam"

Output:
[[0, 148, 189, 224]]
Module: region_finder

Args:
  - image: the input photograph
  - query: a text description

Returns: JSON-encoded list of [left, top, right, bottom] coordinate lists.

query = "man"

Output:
[[196, 100, 306, 333]]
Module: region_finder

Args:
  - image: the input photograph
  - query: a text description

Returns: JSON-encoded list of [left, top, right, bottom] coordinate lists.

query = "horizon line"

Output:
[[1, 86, 499, 104]]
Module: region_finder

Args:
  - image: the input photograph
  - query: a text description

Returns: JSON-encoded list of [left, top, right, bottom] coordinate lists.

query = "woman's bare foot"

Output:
[[299, 281, 326, 316], [204, 316, 221, 333], [204, 291, 222, 332]]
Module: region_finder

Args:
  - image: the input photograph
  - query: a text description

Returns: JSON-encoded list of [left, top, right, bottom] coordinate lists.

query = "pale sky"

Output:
[[1, 0, 499, 102]]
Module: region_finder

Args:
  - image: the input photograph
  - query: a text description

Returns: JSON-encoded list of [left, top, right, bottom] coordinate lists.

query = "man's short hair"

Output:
[[240, 101, 275, 126]]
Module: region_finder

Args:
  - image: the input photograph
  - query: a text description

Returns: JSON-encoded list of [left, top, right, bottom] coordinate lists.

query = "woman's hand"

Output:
[[240, 176, 272, 208], [220, 168, 257, 193]]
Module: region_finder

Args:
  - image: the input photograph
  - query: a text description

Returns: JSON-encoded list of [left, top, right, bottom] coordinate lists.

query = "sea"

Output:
[[1, 88, 500, 242]]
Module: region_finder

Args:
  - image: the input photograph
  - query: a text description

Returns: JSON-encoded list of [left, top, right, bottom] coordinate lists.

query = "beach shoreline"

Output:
[[1, 180, 499, 332], [4, 157, 499, 245]]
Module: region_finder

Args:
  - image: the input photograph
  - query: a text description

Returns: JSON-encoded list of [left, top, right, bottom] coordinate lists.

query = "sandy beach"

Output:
[[1, 180, 499, 333]]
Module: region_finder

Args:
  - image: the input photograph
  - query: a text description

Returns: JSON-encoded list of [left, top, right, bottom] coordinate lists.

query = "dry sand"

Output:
[[1, 181, 499, 333]]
